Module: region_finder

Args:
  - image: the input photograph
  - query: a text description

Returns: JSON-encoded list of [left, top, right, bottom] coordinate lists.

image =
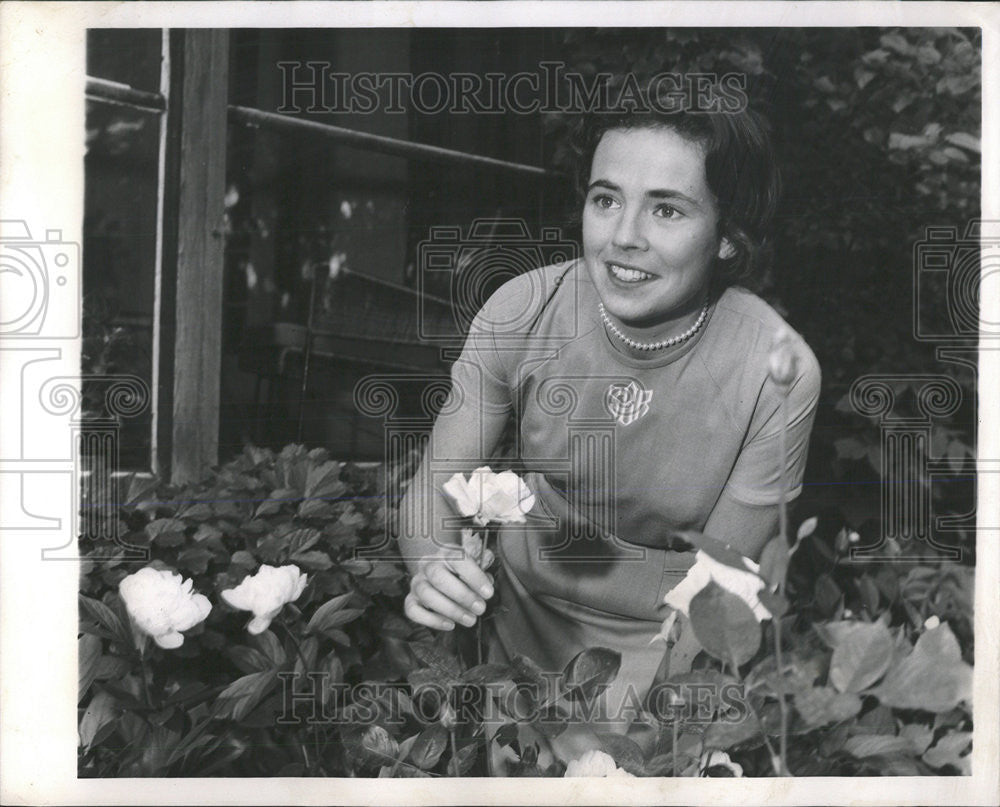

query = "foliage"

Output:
[[79, 444, 973, 778]]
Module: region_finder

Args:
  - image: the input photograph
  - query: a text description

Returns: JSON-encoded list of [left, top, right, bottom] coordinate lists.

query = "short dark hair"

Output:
[[570, 97, 782, 290]]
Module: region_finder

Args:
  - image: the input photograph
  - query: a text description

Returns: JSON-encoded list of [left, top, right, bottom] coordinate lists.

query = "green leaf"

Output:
[[814, 574, 842, 616], [411, 639, 463, 681], [922, 731, 972, 773], [193, 523, 223, 543], [345, 725, 400, 770], [230, 550, 256, 568], [408, 724, 448, 770], [757, 589, 789, 619], [843, 734, 918, 759], [290, 550, 333, 571], [856, 704, 895, 735], [125, 474, 160, 507], [561, 647, 621, 703], [254, 488, 298, 517], [492, 722, 519, 748], [460, 663, 512, 685], [250, 630, 287, 667], [214, 670, 278, 721], [297, 498, 333, 519], [858, 575, 881, 615], [447, 741, 478, 776], [307, 592, 355, 635], [79, 690, 121, 752], [947, 440, 967, 473], [703, 717, 761, 750], [285, 527, 321, 556], [879, 31, 913, 55], [827, 620, 894, 693], [79, 633, 102, 701], [900, 723, 935, 755], [341, 557, 373, 576], [79, 594, 130, 646], [177, 502, 214, 521], [227, 645, 273, 674], [304, 460, 346, 501], [872, 624, 972, 713], [177, 547, 214, 575], [145, 518, 187, 545], [758, 536, 790, 590], [945, 132, 980, 153], [689, 581, 761, 668], [533, 704, 569, 739], [596, 733, 645, 775], [793, 687, 862, 727]]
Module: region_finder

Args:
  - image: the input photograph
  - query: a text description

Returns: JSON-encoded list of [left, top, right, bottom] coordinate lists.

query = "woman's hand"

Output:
[[404, 547, 495, 631]]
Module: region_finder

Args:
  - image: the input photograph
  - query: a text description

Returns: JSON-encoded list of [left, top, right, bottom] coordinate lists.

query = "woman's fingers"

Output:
[[412, 573, 479, 626], [429, 559, 490, 616], [404, 592, 455, 631], [443, 553, 495, 600], [404, 548, 497, 631]]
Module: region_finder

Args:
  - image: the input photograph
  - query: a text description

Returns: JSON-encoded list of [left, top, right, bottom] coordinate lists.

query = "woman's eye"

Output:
[[654, 203, 682, 219], [591, 194, 619, 210]]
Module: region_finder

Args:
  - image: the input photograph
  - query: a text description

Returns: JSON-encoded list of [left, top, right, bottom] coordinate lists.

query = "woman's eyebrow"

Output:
[[648, 188, 702, 208], [587, 179, 620, 193], [587, 179, 702, 208]]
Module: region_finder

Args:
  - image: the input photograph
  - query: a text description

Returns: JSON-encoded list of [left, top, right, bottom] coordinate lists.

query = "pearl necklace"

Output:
[[598, 302, 709, 352]]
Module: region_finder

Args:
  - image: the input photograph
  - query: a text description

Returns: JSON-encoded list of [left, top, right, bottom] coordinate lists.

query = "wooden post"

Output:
[[152, 29, 230, 484]]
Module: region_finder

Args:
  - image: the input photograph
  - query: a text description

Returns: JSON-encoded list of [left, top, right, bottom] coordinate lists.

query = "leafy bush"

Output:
[[79, 443, 973, 778]]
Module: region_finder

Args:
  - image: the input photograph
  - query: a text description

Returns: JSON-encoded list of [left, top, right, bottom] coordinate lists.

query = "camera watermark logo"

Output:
[[848, 374, 965, 562], [845, 220, 996, 561], [416, 218, 577, 345], [913, 219, 999, 342], [0, 219, 80, 338]]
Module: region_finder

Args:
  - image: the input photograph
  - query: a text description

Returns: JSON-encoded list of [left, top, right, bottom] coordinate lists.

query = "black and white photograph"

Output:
[[0, 2, 997, 804]]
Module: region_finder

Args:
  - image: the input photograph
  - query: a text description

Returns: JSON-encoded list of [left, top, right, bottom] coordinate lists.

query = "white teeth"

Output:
[[609, 263, 652, 282]]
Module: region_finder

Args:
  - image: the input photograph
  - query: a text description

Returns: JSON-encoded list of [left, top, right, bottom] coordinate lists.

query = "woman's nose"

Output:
[[611, 210, 648, 250]]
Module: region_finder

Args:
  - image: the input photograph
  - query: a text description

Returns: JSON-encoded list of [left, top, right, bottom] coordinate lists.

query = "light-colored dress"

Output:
[[444, 259, 821, 758]]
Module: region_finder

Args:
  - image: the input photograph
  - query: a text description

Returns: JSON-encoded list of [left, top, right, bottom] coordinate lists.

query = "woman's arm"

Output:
[[703, 495, 779, 562], [397, 395, 512, 631], [705, 333, 822, 561], [398, 280, 519, 629]]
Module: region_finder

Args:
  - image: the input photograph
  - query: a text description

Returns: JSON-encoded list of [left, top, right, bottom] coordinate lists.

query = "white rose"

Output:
[[118, 567, 212, 649], [564, 749, 634, 778], [221, 564, 308, 634], [699, 749, 744, 777], [443, 466, 535, 526], [663, 550, 771, 622]]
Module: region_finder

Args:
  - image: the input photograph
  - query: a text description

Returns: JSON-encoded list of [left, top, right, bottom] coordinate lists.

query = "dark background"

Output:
[[83, 27, 980, 556]]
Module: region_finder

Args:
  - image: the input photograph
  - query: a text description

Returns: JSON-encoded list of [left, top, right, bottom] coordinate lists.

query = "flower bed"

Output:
[[79, 444, 973, 777]]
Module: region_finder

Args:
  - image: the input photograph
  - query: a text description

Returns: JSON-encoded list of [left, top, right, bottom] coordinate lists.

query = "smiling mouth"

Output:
[[606, 261, 655, 283]]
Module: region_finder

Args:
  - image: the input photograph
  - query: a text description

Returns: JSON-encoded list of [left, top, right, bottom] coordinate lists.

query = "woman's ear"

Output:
[[718, 237, 737, 261]]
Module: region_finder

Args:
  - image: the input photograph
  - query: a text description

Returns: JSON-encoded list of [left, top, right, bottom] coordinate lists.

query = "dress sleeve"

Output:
[[447, 293, 515, 414], [723, 339, 822, 506]]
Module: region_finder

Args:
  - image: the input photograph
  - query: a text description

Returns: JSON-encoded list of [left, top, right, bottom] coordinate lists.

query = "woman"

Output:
[[398, 97, 821, 763]]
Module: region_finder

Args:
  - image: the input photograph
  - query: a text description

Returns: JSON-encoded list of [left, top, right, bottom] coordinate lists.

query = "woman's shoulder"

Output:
[[473, 259, 583, 336], [710, 286, 821, 389]]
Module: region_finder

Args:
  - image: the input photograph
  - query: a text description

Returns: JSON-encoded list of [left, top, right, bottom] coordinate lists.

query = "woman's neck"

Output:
[[602, 293, 712, 358]]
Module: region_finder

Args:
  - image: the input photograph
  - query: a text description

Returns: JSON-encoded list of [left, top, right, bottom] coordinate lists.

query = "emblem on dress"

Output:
[[606, 380, 653, 426]]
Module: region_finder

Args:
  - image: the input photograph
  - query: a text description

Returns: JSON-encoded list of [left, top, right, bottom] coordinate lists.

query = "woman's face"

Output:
[[582, 126, 732, 328]]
